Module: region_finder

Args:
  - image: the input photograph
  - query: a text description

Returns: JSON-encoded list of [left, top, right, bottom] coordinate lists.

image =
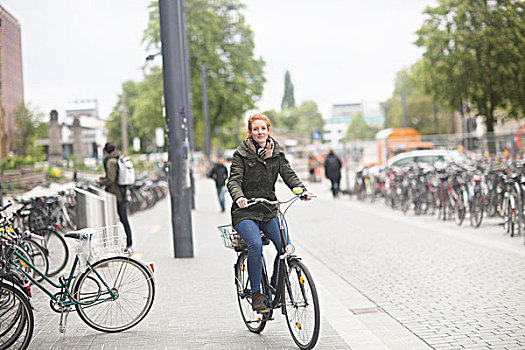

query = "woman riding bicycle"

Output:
[[227, 113, 311, 312]]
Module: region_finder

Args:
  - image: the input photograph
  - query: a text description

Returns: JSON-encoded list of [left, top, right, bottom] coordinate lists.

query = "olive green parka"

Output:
[[227, 137, 307, 227], [100, 150, 127, 202]]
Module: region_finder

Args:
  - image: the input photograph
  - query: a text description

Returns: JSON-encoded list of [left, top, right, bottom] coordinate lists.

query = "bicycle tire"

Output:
[[74, 256, 155, 333], [19, 239, 49, 282], [470, 192, 484, 228], [234, 252, 267, 333], [454, 191, 466, 226], [0, 282, 34, 350], [32, 228, 69, 277], [283, 259, 320, 350], [9, 246, 36, 282]]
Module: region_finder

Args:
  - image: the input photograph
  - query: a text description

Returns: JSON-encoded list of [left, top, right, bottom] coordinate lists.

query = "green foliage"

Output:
[[281, 70, 295, 110], [10, 104, 47, 160], [415, 0, 525, 133], [119, 0, 266, 153], [384, 65, 456, 135], [263, 100, 324, 134], [1, 152, 45, 171], [107, 73, 164, 153], [343, 112, 380, 141]]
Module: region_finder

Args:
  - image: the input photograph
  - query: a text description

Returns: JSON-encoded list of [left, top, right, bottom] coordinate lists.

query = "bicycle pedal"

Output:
[[257, 308, 270, 314]]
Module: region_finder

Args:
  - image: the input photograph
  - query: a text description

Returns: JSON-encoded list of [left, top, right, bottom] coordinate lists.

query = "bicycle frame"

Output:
[[254, 197, 307, 314], [6, 248, 117, 307]]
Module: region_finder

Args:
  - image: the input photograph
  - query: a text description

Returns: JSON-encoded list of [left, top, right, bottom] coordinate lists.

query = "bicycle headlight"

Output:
[[285, 244, 295, 254]]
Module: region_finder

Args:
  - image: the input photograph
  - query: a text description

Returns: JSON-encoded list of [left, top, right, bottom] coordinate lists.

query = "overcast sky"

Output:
[[1, 0, 435, 121]]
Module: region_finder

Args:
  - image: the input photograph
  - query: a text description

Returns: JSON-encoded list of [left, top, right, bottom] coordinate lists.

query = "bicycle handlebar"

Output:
[[244, 192, 315, 208]]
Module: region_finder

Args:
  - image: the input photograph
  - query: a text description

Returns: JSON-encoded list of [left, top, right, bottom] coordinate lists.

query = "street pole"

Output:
[[181, 3, 196, 210], [120, 95, 128, 154], [181, 5, 194, 151], [201, 64, 210, 165], [159, 0, 194, 258]]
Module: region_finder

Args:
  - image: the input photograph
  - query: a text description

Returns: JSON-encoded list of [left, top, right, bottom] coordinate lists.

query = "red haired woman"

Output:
[[227, 113, 310, 312]]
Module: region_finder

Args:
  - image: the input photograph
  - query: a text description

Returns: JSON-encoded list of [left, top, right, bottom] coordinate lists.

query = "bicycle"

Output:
[[1, 224, 155, 334], [218, 188, 320, 349], [0, 275, 34, 350]]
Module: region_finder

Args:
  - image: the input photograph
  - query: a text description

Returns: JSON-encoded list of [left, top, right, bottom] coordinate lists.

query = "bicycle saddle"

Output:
[[65, 228, 96, 240]]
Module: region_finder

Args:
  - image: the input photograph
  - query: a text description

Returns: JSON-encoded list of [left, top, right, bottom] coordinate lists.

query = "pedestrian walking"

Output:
[[307, 153, 320, 182], [227, 113, 312, 312], [208, 156, 228, 212], [96, 142, 133, 252], [324, 149, 342, 198]]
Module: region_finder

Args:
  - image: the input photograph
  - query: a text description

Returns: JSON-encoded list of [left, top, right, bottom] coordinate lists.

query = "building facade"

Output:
[[323, 103, 361, 145], [0, 5, 24, 158], [323, 102, 386, 145], [35, 101, 108, 166]]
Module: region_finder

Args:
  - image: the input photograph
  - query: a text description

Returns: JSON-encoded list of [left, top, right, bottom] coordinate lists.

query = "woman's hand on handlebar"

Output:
[[236, 197, 248, 208], [300, 192, 314, 201]]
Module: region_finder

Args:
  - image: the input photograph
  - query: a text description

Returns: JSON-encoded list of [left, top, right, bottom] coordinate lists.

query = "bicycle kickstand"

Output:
[[59, 306, 71, 334]]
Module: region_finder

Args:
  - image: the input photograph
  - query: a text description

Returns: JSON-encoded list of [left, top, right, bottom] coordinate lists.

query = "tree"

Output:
[[11, 104, 47, 156], [132, 0, 265, 152], [384, 65, 455, 135], [264, 100, 323, 133], [281, 70, 295, 110], [107, 71, 164, 153], [343, 112, 379, 141], [415, 0, 525, 137]]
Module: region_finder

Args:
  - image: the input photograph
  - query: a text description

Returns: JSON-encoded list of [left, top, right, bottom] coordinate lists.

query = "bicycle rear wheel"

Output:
[[0, 282, 34, 350], [74, 256, 155, 332], [234, 251, 267, 333], [283, 259, 320, 350], [32, 228, 69, 277]]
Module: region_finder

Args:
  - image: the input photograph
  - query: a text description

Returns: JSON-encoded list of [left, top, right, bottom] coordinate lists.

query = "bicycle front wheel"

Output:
[[74, 257, 155, 332], [283, 259, 320, 350], [0, 282, 34, 350], [19, 239, 49, 282], [234, 252, 267, 333], [470, 192, 484, 228]]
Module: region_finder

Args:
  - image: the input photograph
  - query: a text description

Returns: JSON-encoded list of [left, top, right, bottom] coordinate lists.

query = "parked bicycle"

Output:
[[218, 188, 320, 350], [1, 223, 155, 348], [0, 272, 34, 350]]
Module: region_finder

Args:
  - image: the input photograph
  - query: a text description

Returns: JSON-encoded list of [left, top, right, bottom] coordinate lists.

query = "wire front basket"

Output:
[[89, 225, 127, 261], [217, 224, 246, 250]]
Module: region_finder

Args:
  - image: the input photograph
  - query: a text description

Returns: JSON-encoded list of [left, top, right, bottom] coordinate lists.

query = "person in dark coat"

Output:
[[209, 156, 228, 212], [96, 142, 133, 251], [324, 149, 342, 198], [227, 113, 312, 312]]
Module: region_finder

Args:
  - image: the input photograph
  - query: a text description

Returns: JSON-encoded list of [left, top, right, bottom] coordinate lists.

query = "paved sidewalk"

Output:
[[27, 178, 429, 349]]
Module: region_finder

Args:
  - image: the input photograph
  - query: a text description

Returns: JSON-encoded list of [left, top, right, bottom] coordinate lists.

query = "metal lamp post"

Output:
[[158, 0, 194, 258]]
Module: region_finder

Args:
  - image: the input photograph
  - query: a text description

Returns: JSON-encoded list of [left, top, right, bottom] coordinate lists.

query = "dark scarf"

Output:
[[249, 136, 270, 158]]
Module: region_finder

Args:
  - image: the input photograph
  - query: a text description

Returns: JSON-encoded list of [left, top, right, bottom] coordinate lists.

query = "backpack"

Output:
[[117, 156, 135, 186]]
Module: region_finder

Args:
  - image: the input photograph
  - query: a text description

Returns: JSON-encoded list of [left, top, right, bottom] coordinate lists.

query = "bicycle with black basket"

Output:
[[218, 188, 320, 349]]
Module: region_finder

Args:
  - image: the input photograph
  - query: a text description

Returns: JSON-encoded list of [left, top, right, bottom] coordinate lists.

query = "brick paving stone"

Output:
[[284, 180, 525, 350], [26, 179, 352, 349]]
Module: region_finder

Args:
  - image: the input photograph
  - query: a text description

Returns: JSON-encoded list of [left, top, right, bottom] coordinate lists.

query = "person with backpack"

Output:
[[324, 149, 342, 198], [208, 156, 228, 212], [96, 142, 133, 252]]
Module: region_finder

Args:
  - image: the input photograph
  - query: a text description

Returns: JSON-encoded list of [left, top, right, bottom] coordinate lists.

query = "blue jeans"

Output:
[[234, 217, 290, 294], [216, 186, 226, 211]]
